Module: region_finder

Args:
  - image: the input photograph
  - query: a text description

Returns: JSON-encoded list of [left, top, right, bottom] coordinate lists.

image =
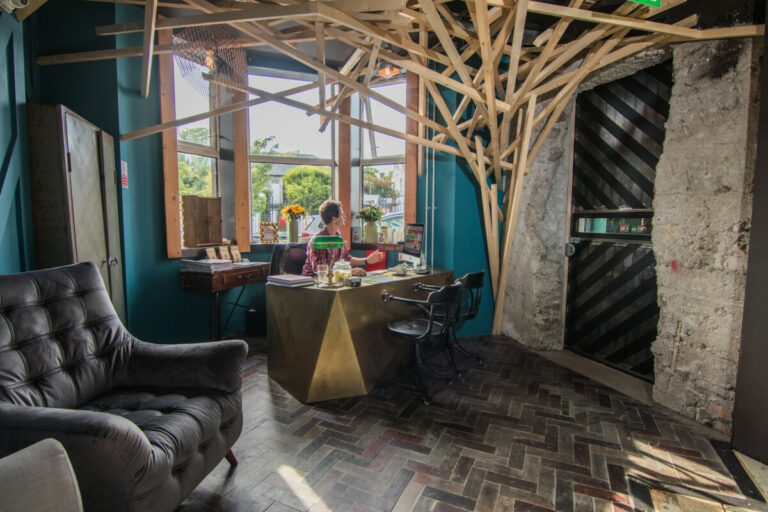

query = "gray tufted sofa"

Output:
[[0, 262, 248, 512]]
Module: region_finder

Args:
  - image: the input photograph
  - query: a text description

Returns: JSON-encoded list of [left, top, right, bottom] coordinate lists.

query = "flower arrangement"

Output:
[[357, 205, 383, 223], [281, 204, 306, 221]]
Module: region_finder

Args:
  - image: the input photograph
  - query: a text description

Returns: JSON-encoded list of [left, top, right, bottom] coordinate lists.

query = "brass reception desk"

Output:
[[267, 270, 453, 403]]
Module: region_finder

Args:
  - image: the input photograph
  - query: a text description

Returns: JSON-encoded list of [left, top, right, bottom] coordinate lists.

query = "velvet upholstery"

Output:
[[0, 262, 247, 512]]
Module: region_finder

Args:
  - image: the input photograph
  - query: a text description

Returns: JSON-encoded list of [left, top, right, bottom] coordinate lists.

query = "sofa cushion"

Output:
[[79, 388, 240, 495]]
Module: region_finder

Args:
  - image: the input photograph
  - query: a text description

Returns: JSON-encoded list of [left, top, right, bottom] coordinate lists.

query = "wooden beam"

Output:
[[520, 0, 757, 40], [233, 52, 250, 253], [499, 0, 527, 145], [315, 22, 326, 114], [420, 0, 489, 120], [140, 0, 158, 98], [122, 80, 321, 141], [96, 3, 319, 35], [338, 97, 352, 243], [475, 0, 502, 183], [474, 135, 499, 298], [208, 74, 488, 165], [406, 71, 419, 225], [14, 0, 48, 22], [158, 29, 181, 258]]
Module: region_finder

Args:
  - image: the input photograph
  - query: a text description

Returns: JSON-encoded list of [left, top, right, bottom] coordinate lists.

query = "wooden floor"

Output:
[[177, 336, 764, 512]]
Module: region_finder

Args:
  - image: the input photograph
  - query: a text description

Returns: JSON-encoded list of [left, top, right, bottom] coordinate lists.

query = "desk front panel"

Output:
[[267, 270, 453, 403]]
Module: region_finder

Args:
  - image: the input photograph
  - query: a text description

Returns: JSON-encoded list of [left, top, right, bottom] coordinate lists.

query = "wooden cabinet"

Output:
[[26, 104, 125, 321]]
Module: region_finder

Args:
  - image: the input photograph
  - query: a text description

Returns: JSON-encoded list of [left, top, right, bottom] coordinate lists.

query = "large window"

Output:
[[174, 58, 220, 247], [248, 74, 336, 241], [360, 81, 406, 220]]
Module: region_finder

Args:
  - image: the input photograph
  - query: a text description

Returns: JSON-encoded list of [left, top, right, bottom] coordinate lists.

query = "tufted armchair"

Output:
[[0, 262, 247, 512]]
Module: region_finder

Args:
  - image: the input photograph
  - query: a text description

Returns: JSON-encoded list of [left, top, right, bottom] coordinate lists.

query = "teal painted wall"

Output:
[[0, 13, 32, 274], [418, 89, 494, 337], [15, 1, 492, 341], [114, 5, 268, 342]]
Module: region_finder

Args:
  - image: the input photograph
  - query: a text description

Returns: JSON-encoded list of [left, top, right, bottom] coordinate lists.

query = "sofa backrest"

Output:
[[0, 262, 127, 408]]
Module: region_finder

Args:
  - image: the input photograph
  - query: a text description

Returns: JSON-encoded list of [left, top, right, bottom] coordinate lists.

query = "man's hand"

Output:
[[352, 267, 366, 277], [367, 250, 385, 264]]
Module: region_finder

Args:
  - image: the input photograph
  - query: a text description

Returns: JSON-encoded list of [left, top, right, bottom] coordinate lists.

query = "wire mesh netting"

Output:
[[171, 25, 247, 109]]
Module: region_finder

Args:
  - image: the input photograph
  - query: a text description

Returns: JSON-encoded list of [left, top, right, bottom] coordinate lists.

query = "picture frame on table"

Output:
[[260, 222, 279, 244]]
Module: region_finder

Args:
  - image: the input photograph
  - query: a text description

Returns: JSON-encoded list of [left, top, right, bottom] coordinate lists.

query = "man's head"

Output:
[[319, 199, 343, 225]]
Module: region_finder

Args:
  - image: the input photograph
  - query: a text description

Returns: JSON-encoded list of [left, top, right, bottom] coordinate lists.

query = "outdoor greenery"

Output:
[[177, 129, 399, 229], [363, 167, 398, 199], [178, 127, 213, 196], [283, 166, 332, 214], [178, 153, 213, 196], [251, 135, 331, 217]]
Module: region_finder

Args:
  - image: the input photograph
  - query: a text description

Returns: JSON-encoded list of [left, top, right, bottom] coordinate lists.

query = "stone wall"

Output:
[[652, 39, 760, 435], [500, 100, 574, 350]]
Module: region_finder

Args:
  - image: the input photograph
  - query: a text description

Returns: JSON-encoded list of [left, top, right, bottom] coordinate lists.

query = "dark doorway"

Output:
[[565, 60, 673, 381]]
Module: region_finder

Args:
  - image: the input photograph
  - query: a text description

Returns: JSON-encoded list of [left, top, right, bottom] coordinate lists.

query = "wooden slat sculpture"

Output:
[[39, 0, 763, 333]]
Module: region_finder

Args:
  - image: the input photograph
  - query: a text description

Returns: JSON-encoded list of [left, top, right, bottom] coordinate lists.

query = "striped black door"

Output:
[[565, 60, 672, 381]]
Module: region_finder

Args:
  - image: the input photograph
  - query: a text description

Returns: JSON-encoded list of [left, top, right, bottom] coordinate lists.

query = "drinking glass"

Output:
[[316, 264, 329, 287]]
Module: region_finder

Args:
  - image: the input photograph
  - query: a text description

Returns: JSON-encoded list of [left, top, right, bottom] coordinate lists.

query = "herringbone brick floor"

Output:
[[178, 336, 755, 512]]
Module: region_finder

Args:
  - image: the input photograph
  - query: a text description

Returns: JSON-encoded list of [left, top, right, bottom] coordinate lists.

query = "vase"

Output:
[[288, 219, 298, 243], [364, 221, 378, 243]]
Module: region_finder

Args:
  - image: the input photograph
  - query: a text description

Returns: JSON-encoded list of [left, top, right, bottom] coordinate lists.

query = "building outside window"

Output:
[[248, 74, 336, 241], [360, 80, 406, 236]]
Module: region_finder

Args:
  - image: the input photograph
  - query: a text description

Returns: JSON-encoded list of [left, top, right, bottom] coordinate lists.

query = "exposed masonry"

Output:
[[500, 39, 761, 435], [500, 99, 574, 350], [652, 39, 760, 435]]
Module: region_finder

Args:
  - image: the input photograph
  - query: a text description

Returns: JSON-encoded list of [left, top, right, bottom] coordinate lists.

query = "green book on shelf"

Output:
[[312, 235, 345, 249]]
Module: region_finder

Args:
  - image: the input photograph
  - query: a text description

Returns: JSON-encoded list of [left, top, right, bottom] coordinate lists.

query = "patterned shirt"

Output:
[[301, 227, 351, 276]]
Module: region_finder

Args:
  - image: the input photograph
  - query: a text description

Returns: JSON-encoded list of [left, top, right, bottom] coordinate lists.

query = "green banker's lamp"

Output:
[[312, 235, 346, 287]]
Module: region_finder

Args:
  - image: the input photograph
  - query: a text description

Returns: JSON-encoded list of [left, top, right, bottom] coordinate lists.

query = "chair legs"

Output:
[[448, 327, 483, 364], [225, 449, 238, 467]]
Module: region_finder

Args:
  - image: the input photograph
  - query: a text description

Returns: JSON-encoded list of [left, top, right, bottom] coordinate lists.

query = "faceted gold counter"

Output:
[[266, 270, 453, 403]]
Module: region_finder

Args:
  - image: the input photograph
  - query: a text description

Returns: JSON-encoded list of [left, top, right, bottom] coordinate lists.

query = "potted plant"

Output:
[[281, 204, 306, 243], [357, 205, 383, 243]]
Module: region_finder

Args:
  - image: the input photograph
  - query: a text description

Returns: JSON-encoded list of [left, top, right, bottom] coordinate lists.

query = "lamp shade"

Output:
[[312, 235, 345, 249]]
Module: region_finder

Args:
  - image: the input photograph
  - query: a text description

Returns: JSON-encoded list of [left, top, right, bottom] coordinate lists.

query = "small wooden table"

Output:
[[180, 263, 270, 339], [267, 270, 453, 403]]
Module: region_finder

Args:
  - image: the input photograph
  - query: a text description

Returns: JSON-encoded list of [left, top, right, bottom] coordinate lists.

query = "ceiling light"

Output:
[[377, 60, 401, 79]]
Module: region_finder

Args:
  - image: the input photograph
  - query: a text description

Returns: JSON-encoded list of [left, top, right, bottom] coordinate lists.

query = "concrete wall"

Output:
[[652, 39, 760, 435], [500, 100, 574, 349]]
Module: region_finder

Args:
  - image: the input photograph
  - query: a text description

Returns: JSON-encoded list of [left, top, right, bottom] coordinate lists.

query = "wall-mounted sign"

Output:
[[120, 160, 128, 188], [629, 0, 660, 6]]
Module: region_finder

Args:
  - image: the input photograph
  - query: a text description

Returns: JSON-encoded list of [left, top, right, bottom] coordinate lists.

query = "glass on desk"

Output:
[[316, 264, 329, 287]]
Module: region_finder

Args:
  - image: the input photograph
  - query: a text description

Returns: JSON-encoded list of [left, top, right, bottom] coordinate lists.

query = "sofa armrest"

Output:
[[0, 438, 83, 512], [0, 403, 151, 478], [121, 339, 248, 393], [0, 403, 152, 511]]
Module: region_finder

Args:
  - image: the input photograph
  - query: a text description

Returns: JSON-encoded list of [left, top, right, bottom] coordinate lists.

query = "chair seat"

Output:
[[387, 318, 444, 338], [79, 388, 241, 497]]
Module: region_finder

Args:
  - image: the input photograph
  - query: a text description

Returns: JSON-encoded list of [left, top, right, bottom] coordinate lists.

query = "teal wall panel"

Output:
[[0, 13, 32, 274], [114, 5, 267, 342], [418, 88, 494, 337]]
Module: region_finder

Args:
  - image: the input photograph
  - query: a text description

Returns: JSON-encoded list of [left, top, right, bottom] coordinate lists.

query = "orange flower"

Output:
[[281, 204, 306, 220]]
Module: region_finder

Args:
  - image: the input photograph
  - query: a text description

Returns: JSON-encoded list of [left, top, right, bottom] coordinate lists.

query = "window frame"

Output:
[[246, 73, 338, 242], [159, 29, 250, 258]]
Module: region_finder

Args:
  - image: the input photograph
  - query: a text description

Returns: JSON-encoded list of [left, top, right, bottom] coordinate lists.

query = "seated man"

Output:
[[302, 199, 384, 277]]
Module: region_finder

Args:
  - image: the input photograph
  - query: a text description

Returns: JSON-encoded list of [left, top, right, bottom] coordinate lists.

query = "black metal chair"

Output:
[[380, 283, 461, 405], [415, 271, 485, 365]]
